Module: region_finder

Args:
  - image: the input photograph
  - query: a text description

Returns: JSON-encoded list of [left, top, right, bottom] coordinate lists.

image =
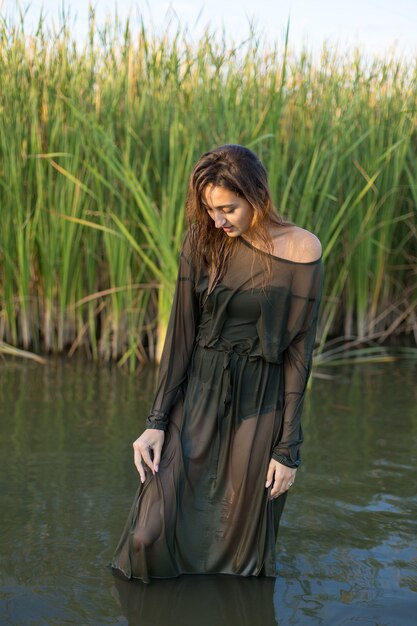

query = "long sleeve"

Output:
[[145, 231, 200, 431], [272, 260, 323, 467]]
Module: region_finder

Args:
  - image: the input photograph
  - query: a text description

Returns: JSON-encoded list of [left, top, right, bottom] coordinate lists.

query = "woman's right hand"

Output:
[[133, 429, 165, 483]]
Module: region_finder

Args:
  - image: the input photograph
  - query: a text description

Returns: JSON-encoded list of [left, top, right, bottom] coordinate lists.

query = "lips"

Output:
[[223, 226, 234, 232]]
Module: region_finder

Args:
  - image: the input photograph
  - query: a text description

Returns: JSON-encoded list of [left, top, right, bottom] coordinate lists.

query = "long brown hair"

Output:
[[185, 144, 288, 292]]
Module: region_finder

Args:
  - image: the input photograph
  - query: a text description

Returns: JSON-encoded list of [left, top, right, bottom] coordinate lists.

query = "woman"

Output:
[[111, 144, 323, 583]]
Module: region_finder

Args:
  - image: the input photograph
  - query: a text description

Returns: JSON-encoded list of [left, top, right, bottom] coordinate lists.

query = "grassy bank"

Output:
[[0, 11, 416, 370]]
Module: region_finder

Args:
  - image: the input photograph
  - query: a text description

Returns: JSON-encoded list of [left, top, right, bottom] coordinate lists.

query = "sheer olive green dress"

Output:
[[111, 231, 323, 583]]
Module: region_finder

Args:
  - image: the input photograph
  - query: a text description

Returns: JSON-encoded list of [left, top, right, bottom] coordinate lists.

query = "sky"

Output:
[[1, 0, 417, 58]]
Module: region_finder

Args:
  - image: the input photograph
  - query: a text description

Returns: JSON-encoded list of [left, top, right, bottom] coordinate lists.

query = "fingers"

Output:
[[270, 477, 295, 498], [140, 444, 155, 474], [133, 444, 146, 483], [267, 461, 297, 500], [132, 440, 155, 483], [132, 431, 165, 482], [270, 472, 286, 499], [265, 461, 275, 489], [152, 443, 162, 473]]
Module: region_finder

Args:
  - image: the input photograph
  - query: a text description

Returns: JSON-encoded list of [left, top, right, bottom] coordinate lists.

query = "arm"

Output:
[[134, 231, 200, 480], [266, 259, 323, 498], [145, 231, 200, 430], [272, 260, 323, 468]]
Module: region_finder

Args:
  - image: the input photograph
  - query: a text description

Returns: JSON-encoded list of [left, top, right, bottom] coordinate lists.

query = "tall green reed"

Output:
[[0, 10, 416, 369]]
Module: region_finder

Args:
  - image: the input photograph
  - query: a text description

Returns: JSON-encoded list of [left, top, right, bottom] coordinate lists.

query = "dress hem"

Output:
[[110, 564, 277, 584]]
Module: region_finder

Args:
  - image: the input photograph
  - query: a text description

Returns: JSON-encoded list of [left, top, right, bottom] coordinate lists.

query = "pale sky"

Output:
[[1, 0, 416, 57]]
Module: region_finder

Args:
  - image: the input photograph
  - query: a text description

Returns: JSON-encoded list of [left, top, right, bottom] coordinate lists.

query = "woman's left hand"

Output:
[[265, 459, 297, 499]]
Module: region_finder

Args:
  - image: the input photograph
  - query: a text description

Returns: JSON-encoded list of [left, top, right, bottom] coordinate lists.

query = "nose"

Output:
[[213, 210, 227, 228]]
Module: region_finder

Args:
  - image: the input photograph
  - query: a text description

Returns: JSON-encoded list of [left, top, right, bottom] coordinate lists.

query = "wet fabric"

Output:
[[111, 231, 323, 583]]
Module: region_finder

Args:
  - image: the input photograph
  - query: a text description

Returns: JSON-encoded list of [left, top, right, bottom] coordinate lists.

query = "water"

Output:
[[0, 356, 416, 625]]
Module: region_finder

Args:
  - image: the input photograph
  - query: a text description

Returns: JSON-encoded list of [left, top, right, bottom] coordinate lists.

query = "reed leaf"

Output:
[[0, 9, 416, 368]]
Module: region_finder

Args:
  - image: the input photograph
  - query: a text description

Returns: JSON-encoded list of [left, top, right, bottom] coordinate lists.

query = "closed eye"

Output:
[[203, 205, 236, 214]]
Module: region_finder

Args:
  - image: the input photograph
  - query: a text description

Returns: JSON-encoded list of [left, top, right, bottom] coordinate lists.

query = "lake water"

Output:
[[0, 357, 416, 625]]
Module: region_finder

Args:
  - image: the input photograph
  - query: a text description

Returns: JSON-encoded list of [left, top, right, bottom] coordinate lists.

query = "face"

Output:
[[202, 184, 254, 237]]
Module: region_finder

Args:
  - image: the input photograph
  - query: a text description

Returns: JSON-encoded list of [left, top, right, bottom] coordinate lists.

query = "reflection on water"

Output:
[[0, 356, 416, 625], [112, 573, 277, 626]]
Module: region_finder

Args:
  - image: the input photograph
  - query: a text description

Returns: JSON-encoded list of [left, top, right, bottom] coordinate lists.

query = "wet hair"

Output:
[[185, 144, 287, 292]]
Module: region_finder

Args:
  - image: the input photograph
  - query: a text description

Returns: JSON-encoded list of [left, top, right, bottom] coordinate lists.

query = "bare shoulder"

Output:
[[271, 225, 322, 263], [290, 226, 322, 262]]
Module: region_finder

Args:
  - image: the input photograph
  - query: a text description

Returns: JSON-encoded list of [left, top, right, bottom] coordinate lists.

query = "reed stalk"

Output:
[[0, 9, 416, 368]]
